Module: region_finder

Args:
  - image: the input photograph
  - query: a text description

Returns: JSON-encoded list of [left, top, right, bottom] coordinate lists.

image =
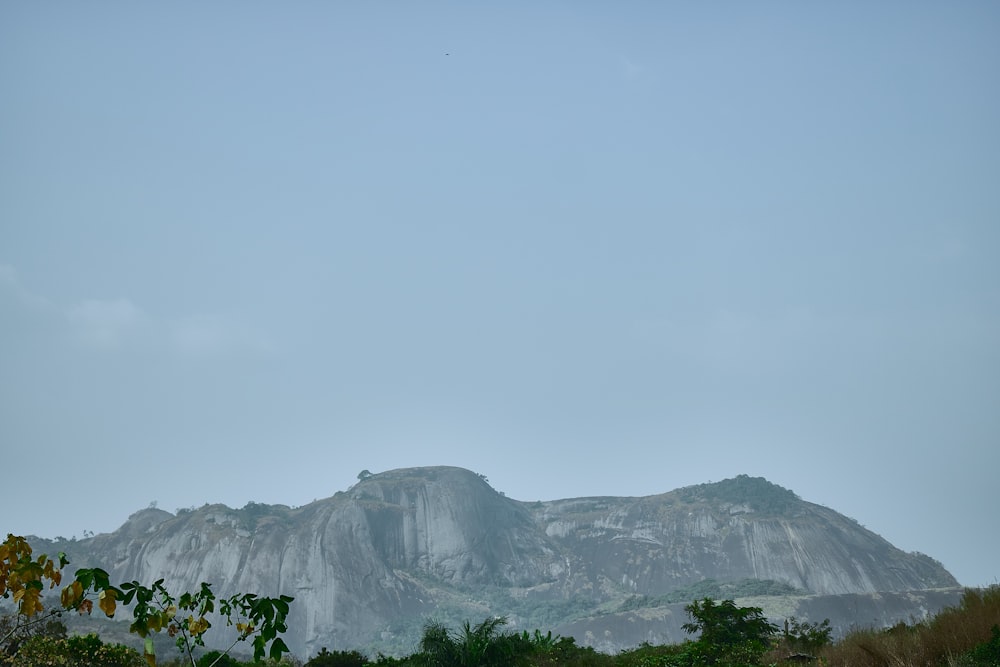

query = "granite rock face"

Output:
[[42, 467, 959, 657]]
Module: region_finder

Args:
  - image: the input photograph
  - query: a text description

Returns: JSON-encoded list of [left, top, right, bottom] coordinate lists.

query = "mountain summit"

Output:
[[40, 467, 958, 656]]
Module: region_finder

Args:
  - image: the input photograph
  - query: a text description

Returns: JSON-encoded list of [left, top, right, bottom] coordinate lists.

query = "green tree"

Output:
[[196, 649, 246, 667], [781, 616, 832, 654], [682, 598, 777, 665], [419, 616, 526, 667], [83, 575, 295, 667], [305, 647, 369, 667]]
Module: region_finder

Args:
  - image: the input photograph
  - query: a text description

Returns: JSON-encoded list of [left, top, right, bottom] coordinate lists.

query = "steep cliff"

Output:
[[34, 467, 959, 657], [532, 475, 954, 597]]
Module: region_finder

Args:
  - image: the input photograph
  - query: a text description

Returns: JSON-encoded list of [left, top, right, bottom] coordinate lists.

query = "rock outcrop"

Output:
[[35, 467, 959, 657]]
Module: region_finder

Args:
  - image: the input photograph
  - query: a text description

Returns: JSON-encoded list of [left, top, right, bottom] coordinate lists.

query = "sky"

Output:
[[1, 2, 997, 588]]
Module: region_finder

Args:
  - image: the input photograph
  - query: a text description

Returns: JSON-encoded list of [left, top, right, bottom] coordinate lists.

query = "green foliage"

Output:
[[0, 614, 66, 663], [10, 633, 145, 667], [418, 617, 529, 667], [373, 582, 599, 656], [516, 631, 597, 666], [681, 598, 777, 665], [14, 583, 979, 667], [958, 623, 1000, 666], [8, 635, 73, 667], [195, 650, 261, 667], [780, 617, 831, 654], [619, 579, 803, 612], [305, 648, 370, 667], [109, 575, 294, 666], [678, 475, 799, 514], [0, 536, 294, 667], [613, 641, 690, 667]]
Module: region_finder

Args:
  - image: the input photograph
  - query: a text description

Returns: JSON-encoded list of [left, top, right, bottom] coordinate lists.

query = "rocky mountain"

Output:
[[31, 467, 960, 658]]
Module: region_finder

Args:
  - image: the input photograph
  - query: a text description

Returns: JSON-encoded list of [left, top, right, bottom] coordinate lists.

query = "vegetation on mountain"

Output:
[[4, 469, 968, 660], [619, 578, 803, 611], [324, 586, 998, 666], [25, 468, 959, 655], [238, 502, 292, 531], [4, 553, 996, 667], [676, 475, 800, 514]]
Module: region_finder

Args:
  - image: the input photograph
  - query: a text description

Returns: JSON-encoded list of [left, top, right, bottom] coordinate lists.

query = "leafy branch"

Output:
[[1, 534, 294, 667]]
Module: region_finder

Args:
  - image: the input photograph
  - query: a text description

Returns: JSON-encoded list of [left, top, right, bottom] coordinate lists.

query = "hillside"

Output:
[[29, 467, 960, 657]]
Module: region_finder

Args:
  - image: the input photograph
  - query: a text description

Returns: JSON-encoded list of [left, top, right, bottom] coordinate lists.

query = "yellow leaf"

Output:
[[61, 581, 83, 609], [188, 616, 210, 636], [20, 589, 42, 617], [98, 588, 117, 617]]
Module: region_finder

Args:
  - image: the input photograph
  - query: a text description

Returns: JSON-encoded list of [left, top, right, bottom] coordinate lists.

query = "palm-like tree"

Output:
[[419, 616, 523, 667]]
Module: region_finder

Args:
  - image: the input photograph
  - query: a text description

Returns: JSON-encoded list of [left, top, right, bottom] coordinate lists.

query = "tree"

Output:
[[357, 470, 373, 481], [0, 613, 66, 662], [67, 573, 294, 667], [781, 616, 832, 654], [419, 616, 527, 667], [0, 533, 69, 654], [1, 534, 294, 667], [682, 598, 777, 665], [305, 647, 369, 667]]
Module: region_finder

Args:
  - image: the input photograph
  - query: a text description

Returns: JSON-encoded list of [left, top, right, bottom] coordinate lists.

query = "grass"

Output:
[[816, 586, 1000, 667]]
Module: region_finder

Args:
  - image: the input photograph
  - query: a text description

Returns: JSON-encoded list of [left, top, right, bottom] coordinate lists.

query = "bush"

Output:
[[957, 624, 1000, 667], [306, 647, 370, 667], [197, 649, 249, 667], [9, 636, 73, 667], [781, 617, 832, 654], [10, 633, 144, 667], [0, 614, 67, 660], [821, 586, 1000, 667]]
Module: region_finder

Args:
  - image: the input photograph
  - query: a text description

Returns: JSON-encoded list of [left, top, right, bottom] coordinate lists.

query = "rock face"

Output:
[[40, 468, 959, 657]]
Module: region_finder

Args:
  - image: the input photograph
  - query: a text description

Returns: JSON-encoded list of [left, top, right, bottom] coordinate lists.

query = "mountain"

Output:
[[31, 467, 960, 657]]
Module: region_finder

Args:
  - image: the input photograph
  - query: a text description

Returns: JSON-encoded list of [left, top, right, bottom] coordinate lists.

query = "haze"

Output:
[[1, 3, 997, 588]]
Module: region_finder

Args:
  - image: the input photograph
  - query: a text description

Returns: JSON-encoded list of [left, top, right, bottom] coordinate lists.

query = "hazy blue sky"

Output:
[[2, 3, 997, 588]]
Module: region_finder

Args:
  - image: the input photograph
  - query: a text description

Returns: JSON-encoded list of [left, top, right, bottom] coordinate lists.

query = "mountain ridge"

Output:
[[26, 466, 960, 657]]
